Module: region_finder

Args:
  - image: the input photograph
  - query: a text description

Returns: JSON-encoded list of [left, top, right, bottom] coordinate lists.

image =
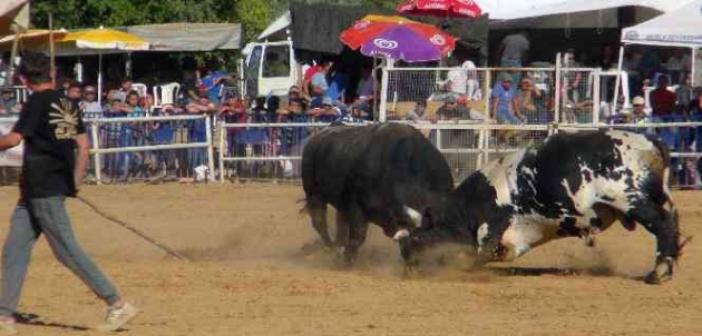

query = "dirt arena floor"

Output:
[[0, 183, 699, 336]]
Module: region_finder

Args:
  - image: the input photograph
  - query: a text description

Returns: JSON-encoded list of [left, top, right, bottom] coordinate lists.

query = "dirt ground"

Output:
[[0, 183, 699, 336]]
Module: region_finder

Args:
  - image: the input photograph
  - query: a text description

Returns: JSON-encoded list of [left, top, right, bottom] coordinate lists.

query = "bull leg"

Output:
[[308, 200, 333, 249], [335, 206, 366, 265], [626, 200, 680, 284], [476, 209, 515, 264]]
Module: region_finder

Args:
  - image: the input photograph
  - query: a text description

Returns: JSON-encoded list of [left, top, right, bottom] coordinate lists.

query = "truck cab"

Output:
[[244, 40, 299, 99]]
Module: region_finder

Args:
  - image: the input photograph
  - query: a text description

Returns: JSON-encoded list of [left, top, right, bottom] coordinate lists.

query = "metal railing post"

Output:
[[205, 115, 216, 182], [592, 68, 601, 125], [219, 121, 226, 183], [90, 121, 102, 184], [554, 53, 562, 125], [378, 60, 391, 122]]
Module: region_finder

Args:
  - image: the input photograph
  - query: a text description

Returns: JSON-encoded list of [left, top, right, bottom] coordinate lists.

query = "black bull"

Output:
[[400, 129, 687, 284], [301, 123, 453, 262]]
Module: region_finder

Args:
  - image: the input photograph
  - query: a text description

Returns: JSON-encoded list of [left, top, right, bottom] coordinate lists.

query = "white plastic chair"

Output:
[[153, 82, 181, 108], [130, 83, 148, 97]]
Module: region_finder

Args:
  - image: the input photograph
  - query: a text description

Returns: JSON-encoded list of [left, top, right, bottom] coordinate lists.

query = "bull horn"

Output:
[[393, 229, 410, 241]]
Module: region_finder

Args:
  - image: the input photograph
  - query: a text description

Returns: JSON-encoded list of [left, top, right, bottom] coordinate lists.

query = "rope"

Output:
[[76, 195, 190, 261]]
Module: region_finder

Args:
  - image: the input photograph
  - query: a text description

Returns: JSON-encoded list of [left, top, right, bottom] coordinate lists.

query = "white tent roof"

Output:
[[257, 11, 291, 41], [483, 0, 688, 20], [621, 0, 702, 48]]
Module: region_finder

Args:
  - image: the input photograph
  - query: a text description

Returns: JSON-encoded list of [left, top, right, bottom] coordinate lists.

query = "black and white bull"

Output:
[[302, 123, 453, 263], [399, 129, 685, 284]]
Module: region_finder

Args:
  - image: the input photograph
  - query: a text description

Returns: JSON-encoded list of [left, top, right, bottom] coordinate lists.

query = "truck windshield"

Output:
[[262, 45, 291, 78]]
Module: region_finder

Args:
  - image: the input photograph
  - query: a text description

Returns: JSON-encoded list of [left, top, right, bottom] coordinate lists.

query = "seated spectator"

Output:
[[613, 96, 648, 125], [405, 100, 430, 122], [491, 73, 524, 124], [514, 77, 543, 123], [139, 93, 155, 116], [308, 97, 341, 122], [0, 88, 20, 115], [80, 85, 103, 116], [436, 96, 471, 121], [651, 75, 676, 119]]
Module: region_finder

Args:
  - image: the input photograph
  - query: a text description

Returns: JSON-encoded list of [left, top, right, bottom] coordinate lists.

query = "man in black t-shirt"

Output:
[[0, 53, 139, 333]]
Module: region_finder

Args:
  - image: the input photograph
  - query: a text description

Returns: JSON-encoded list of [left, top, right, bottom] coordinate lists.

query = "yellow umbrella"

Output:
[[59, 27, 149, 51], [58, 27, 149, 104], [0, 29, 68, 50]]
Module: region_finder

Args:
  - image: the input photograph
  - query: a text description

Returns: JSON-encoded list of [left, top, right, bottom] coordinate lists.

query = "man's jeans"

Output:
[[0, 196, 120, 316]]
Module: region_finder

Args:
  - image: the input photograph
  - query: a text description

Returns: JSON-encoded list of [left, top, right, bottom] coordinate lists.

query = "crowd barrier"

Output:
[[217, 120, 702, 189]]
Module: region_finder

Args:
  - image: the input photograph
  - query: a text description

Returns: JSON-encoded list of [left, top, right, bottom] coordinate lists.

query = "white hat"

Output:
[[632, 96, 645, 106]]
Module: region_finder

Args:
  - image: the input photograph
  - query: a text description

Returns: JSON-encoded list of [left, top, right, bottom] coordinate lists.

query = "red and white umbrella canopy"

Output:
[[397, 0, 482, 19]]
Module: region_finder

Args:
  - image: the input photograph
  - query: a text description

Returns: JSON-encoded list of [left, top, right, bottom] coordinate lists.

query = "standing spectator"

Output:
[[665, 49, 684, 84], [599, 44, 616, 70], [326, 65, 349, 105], [200, 68, 230, 104], [675, 73, 693, 114], [112, 78, 133, 103], [491, 74, 523, 124], [441, 59, 468, 98], [498, 32, 529, 68], [310, 61, 332, 104], [0, 88, 19, 115], [186, 95, 216, 170], [66, 82, 82, 103], [80, 85, 103, 117], [356, 66, 375, 103], [651, 75, 676, 118]]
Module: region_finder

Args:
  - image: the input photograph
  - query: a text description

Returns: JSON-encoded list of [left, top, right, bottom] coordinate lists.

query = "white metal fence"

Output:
[[216, 120, 702, 188]]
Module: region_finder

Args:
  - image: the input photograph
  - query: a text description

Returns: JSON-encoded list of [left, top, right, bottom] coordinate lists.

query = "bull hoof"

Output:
[[299, 240, 332, 256], [644, 271, 671, 285], [644, 258, 674, 285]]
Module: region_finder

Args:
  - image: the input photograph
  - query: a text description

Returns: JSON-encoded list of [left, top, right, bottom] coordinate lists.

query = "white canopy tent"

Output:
[[0, 0, 28, 36], [613, 0, 702, 112], [481, 0, 685, 21]]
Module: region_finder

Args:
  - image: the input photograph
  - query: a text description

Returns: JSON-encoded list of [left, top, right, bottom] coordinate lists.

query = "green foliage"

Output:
[[30, 0, 399, 41]]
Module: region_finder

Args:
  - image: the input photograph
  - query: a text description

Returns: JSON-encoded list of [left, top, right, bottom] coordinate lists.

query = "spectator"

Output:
[[326, 65, 349, 105], [514, 77, 543, 123], [665, 49, 684, 84], [112, 78, 133, 103], [286, 85, 310, 106], [0, 88, 19, 115], [310, 61, 332, 101], [303, 61, 323, 95], [651, 75, 676, 118], [80, 85, 103, 117], [340, 105, 366, 124], [356, 66, 375, 102], [122, 91, 145, 117], [491, 73, 523, 124], [498, 32, 529, 68], [186, 95, 215, 170], [308, 96, 341, 122], [441, 59, 468, 98], [436, 96, 471, 121], [405, 100, 430, 122], [599, 44, 616, 70], [278, 98, 308, 123], [200, 68, 230, 104], [66, 81, 82, 102], [675, 73, 693, 114]]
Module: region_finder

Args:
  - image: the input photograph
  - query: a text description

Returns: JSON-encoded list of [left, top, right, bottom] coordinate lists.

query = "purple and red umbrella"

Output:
[[340, 15, 456, 63]]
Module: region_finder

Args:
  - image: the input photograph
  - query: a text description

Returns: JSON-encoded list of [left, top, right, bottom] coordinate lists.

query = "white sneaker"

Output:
[[96, 303, 140, 332], [0, 317, 16, 335]]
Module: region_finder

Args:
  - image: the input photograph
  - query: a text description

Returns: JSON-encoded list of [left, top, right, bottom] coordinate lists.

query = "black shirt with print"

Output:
[[12, 89, 86, 198]]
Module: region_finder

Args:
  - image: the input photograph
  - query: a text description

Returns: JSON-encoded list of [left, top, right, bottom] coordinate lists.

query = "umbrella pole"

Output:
[[6, 32, 20, 88], [98, 53, 103, 106], [49, 13, 56, 87]]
